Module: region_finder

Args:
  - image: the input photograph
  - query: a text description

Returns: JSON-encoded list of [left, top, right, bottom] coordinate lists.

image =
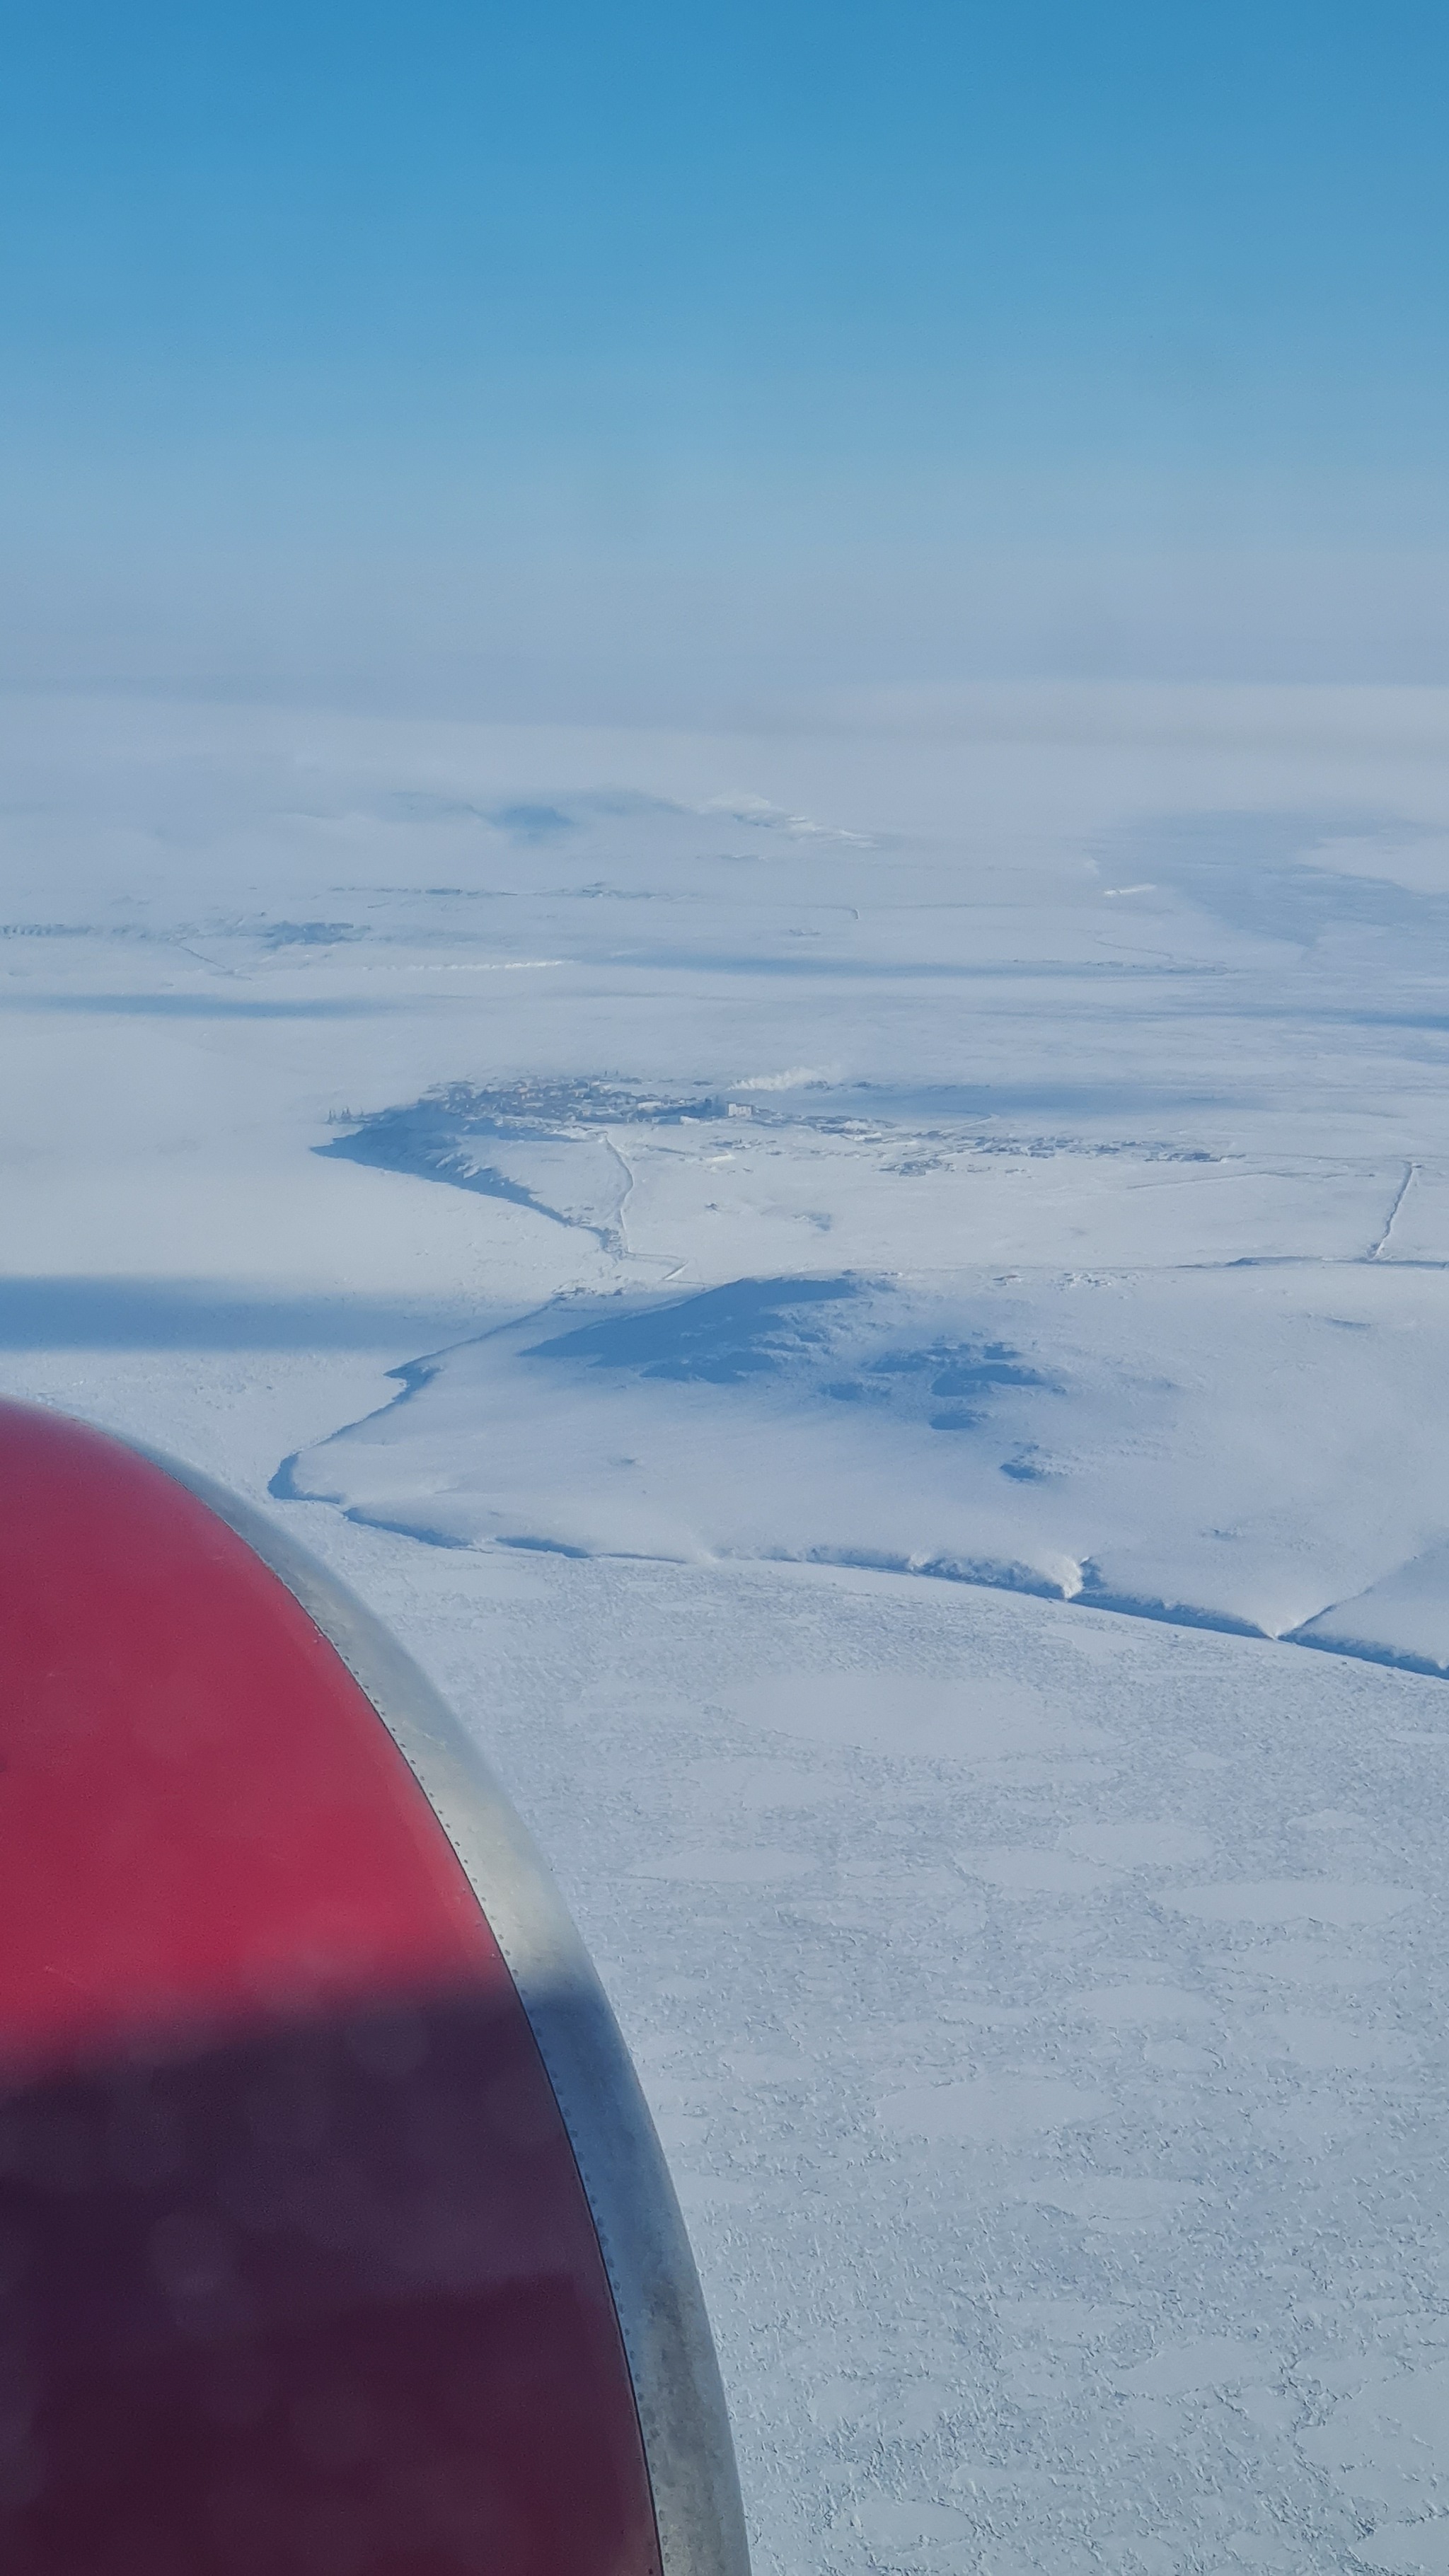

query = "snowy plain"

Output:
[[4, 684, 1449, 2572]]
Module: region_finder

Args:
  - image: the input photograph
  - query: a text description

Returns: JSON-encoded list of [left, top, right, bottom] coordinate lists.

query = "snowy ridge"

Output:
[[275, 1252, 1449, 1672]]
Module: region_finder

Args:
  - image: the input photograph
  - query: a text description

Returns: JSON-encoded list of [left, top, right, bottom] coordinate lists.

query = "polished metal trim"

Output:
[[135, 1443, 751, 2576]]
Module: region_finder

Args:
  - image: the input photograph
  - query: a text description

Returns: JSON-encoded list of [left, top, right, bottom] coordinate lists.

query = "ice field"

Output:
[[4, 685, 1449, 2570]]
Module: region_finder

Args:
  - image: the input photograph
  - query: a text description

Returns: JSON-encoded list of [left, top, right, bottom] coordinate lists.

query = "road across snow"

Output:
[[3, 687, 1449, 2570]]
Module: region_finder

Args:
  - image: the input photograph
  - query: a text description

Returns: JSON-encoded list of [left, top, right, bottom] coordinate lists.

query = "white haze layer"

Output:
[[4, 686, 1449, 2573]]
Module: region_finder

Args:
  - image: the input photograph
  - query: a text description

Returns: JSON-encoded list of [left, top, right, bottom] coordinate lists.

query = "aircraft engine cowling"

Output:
[[0, 1397, 749, 2576]]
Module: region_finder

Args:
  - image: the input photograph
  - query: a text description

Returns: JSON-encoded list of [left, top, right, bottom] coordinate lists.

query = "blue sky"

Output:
[[3, 1, 1447, 710]]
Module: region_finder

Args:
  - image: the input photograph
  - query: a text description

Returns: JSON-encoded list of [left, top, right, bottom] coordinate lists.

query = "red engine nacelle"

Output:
[[0, 1399, 748, 2576]]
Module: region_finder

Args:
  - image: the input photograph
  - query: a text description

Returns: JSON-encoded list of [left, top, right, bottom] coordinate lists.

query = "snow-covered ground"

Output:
[[4, 686, 1449, 2571]]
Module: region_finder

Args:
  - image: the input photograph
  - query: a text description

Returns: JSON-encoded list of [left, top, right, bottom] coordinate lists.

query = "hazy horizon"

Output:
[[6, 2, 1449, 717]]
